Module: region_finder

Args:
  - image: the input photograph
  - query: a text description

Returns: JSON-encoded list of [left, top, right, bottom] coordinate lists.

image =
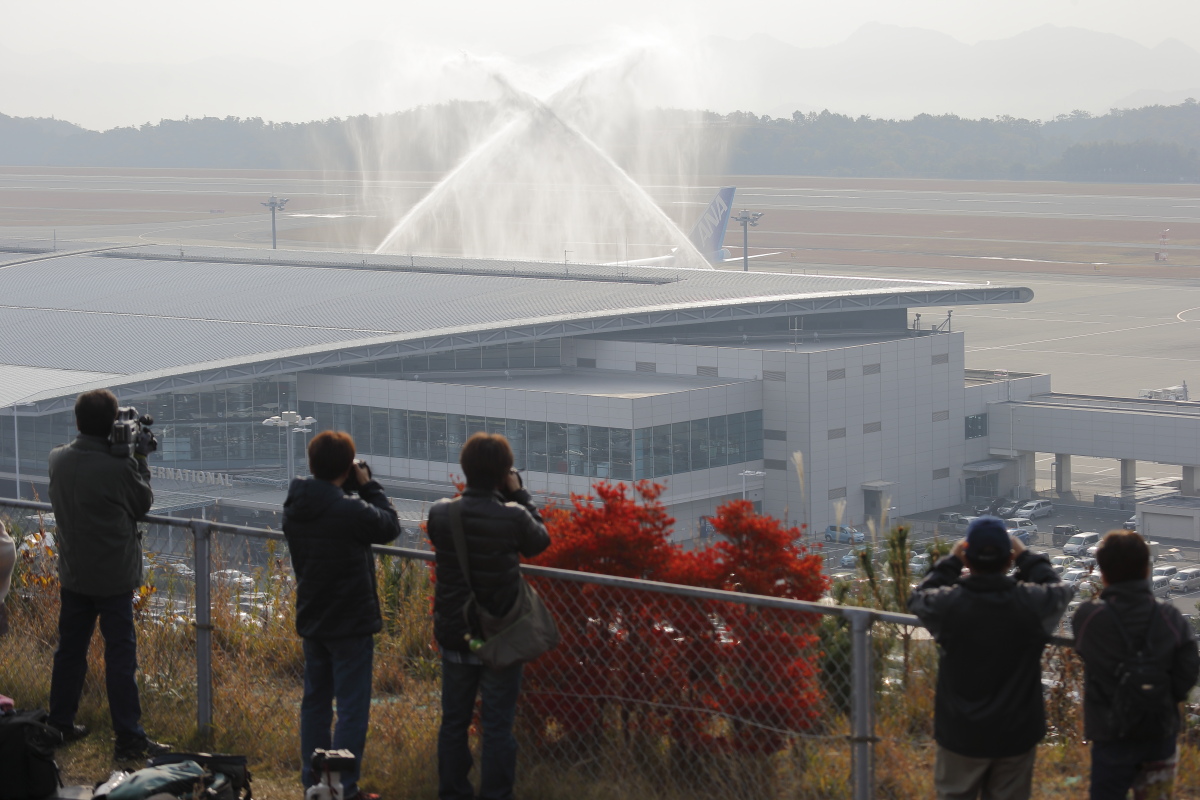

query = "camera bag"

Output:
[[0, 709, 62, 800], [448, 498, 560, 670], [148, 753, 251, 800]]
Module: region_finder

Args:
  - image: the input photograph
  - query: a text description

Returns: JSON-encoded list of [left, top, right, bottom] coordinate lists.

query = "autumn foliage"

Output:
[[522, 481, 827, 755]]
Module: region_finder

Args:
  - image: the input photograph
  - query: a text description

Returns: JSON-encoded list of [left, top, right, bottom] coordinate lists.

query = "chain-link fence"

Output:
[[0, 497, 1102, 799]]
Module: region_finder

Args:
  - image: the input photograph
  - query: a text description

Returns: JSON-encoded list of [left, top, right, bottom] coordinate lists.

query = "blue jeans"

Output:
[[49, 588, 145, 741], [1089, 738, 1176, 800], [300, 635, 375, 797], [438, 654, 524, 800]]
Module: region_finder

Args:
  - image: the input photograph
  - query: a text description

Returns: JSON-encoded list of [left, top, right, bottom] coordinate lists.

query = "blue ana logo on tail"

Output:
[[687, 187, 736, 262]]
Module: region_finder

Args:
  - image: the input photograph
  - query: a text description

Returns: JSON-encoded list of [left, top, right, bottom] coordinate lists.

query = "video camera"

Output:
[[110, 406, 158, 458]]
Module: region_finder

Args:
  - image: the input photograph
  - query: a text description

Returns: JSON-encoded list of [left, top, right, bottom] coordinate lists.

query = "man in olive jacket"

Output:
[[283, 430, 401, 800], [47, 389, 168, 760], [908, 516, 1074, 800]]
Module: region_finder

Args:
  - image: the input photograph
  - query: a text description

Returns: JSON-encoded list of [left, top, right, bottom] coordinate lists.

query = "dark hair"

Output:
[[1096, 530, 1151, 584], [307, 431, 356, 481], [75, 389, 118, 437], [460, 432, 513, 490]]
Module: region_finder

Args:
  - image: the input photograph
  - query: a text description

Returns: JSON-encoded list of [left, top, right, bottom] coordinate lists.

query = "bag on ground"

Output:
[[0, 709, 62, 800], [148, 753, 250, 800]]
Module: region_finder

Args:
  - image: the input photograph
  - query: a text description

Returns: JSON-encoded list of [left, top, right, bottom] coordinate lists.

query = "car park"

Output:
[[1063, 532, 1101, 557], [1152, 575, 1172, 598], [1169, 568, 1200, 593], [1159, 548, 1185, 563], [1153, 565, 1179, 579], [825, 525, 865, 544], [1013, 500, 1053, 520]]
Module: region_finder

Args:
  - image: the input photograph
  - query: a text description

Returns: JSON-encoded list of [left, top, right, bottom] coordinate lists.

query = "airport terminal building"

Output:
[[0, 244, 1045, 535]]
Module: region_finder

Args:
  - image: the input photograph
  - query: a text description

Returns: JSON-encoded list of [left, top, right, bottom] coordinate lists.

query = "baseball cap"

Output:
[[965, 516, 1012, 568]]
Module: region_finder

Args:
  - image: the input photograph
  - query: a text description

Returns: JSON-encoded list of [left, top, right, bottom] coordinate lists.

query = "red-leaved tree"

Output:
[[522, 481, 827, 756]]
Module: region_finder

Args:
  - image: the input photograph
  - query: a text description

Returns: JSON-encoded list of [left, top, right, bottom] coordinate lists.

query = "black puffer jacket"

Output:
[[283, 477, 401, 639], [1072, 580, 1200, 742], [427, 487, 551, 654], [908, 550, 1075, 758]]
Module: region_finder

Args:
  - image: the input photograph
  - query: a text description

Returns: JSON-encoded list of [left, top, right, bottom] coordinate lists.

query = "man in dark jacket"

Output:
[[1072, 530, 1199, 800], [909, 516, 1074, 799], [283, 430, 401, 800], [427, 432, 550, 800], [47, 389, 170, 760]]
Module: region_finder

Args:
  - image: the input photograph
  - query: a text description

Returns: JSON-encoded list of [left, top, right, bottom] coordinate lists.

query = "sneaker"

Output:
[[49, 723, 89, 745], [113, 736, 172, 761]]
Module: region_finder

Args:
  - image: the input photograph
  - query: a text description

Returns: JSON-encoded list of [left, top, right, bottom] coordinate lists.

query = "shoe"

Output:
[[113, 736, 172, 761], [49, 722, 89, 745]]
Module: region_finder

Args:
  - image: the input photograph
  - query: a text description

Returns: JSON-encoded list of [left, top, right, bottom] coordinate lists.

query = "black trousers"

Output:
[[1089, 738, 1176, 800], [48, 588, 145, 741]]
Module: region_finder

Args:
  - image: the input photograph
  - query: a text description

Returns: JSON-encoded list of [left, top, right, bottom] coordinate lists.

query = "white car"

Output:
[[1169, 568, 1200, 593], [1152, 575, 1172, 598], [1050, 555, 1076, 575], [1153, 565, 1179, 579], [1060, 569, 1089, 586], [1063, 532, 1101, 557], [1004, 518, 1038, 544], [1013, 500, 1054, 520], [908, 553, 931, 576]]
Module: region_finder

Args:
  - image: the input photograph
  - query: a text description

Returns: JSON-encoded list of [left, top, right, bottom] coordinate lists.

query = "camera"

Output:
[[343, 459, 372, 493], [110, 406, 158, 458]]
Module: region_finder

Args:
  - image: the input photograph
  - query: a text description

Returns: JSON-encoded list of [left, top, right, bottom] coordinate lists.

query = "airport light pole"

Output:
[[739, 469, 766, 501], [731, 210, 764, 271], [263, 411, 315, 484], [261, 195, 289, 249]]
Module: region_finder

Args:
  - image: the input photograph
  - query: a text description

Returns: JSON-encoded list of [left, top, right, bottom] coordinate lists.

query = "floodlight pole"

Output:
[[732, 210, 764, 271], [261, 195, 290, 249], [263, 410, 315, 483]]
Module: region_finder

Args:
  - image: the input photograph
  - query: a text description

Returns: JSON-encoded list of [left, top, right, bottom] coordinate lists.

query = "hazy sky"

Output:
[[5, 0, 1200, 64]]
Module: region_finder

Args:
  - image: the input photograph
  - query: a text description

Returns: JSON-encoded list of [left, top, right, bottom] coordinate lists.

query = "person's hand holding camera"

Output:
[[502, 468, 523, 496], [350, 460, 371, 488]]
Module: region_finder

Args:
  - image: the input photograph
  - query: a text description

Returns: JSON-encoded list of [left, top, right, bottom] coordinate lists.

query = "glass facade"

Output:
[[311, 341, 561, 377], [0, 377, 302, 478], [299, 401, 763, 481], [965, 413, 988, 439]]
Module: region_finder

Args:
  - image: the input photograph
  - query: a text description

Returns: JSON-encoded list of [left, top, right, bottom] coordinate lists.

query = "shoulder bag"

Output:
[[448, 498, 559, 669]]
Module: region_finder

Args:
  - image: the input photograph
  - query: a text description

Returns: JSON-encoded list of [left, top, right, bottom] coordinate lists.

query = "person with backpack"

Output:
[[1072, 530, 1200, 799], [908, 516, 1075, 800]]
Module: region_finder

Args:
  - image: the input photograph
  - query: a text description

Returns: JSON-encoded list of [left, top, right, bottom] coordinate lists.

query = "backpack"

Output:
[[0, 710, 63, 800], [1107, 602, 1177, 741]]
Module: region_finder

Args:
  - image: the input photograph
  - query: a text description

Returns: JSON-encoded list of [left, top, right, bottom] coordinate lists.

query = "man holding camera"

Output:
[[908, 516, 1074, 800], [47, 389, 169, 760], [283, 430, 401, 800]]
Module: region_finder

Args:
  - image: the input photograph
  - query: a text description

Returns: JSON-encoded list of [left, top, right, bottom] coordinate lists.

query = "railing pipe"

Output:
[[848, 608, 875, 800], [192, 520, 214, 741]]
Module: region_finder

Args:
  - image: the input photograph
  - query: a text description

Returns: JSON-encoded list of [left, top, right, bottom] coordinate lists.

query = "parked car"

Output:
[[995, 499, 1021, 517], [1063, 532, 1101, 557], [1053, 524, 1082, 539], [1086, 544, 1101, 558], [825, 525, 865, 544], [1169, 568, 1200, 593], [1013, 499, 1054, 520], [1124, 515, 1138, 531], [1061, 569, 1089, 587], [841, 545, 870, 569], [1152, 575, 1172, 599], [1004, 518, 1037, 544], [1153, 564, 1179, 579], [908, 553, 931, 576], [1074, 556, 1097, 571], [972, 498, 1000, 515], [938, 512, 969, 525], [1050, 555, 1075, 575], [1159, 548, 1185, 563]]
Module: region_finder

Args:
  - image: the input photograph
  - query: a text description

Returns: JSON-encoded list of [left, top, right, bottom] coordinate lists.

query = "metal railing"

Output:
[[0, 497, 1081, 800]]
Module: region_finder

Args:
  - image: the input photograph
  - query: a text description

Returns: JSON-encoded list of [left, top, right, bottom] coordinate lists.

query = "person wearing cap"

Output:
[[909, 516, 1074, 800]]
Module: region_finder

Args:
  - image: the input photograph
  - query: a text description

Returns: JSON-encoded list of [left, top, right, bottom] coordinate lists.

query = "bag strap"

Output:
[[448, 498, 476, 596], [1106, 599, 1158, 657]]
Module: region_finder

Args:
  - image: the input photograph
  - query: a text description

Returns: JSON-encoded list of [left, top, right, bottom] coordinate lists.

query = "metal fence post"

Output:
[[848, 608, 875, 800], [192, 520, 213, 741]]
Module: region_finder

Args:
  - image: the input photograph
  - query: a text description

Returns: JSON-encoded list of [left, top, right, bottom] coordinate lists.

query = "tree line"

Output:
[[2, 99, 1199, 182]]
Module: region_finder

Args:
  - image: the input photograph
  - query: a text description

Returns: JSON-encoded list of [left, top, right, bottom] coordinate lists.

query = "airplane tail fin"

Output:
[[687, 187, 735, 262]]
